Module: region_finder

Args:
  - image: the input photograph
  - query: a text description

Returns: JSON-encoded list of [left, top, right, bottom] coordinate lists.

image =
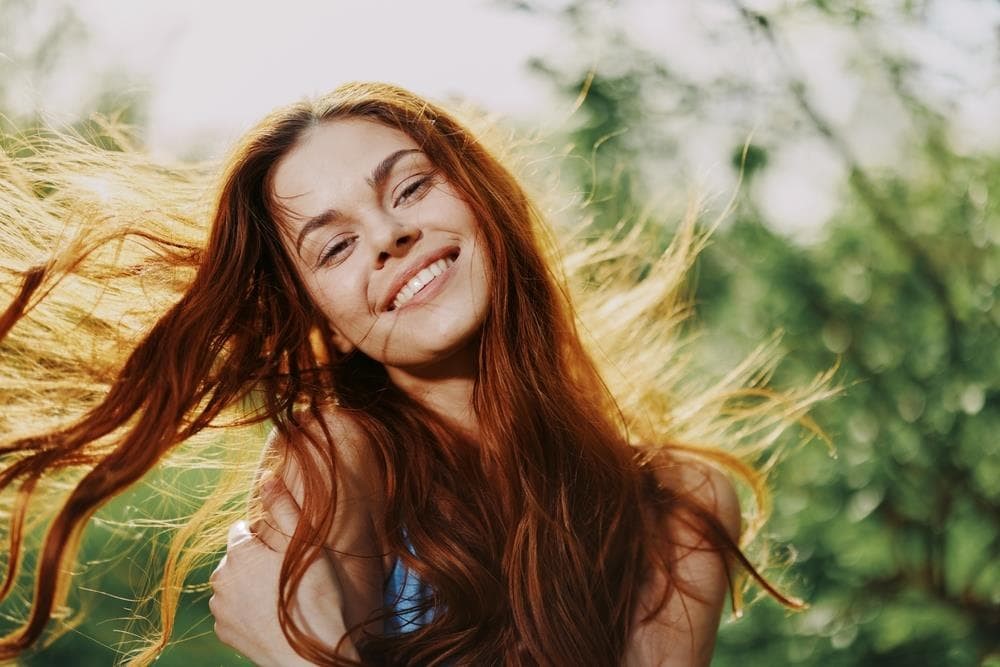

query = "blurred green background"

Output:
[[1, 0, 998, 665]]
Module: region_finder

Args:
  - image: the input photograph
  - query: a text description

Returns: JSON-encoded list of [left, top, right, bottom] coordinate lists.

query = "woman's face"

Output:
[[270, 118, 490, 371]]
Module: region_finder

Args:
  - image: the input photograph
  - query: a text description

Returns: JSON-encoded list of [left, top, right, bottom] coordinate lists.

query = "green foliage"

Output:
[[527, 1, 1000, 665]]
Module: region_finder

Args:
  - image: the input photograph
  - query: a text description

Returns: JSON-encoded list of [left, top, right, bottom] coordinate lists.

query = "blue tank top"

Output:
[[383, 530, 437, 634]]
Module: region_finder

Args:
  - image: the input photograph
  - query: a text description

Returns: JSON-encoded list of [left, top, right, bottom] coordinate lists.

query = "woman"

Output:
[[0, 83, 833, 665]]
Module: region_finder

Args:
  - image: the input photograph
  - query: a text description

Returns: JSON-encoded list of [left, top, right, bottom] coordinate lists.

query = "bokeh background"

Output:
[[1, 0, 998, 665]]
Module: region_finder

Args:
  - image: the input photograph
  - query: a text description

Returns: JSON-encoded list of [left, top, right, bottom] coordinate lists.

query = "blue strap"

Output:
[[383, 530, 437, 634]]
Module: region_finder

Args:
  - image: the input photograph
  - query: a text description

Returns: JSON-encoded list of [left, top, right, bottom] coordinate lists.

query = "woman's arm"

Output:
[[210, 409, 386, 664], [210, 479, 358, 665], [624, 460, 742, 667], [268, 412, 388, 641]]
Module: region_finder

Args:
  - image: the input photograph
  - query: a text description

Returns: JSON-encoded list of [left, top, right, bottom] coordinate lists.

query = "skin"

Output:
[[624, 461, 741, 667], [210, 476, 358, 666], [272, 118, 490, 431], [209, 119, 738, 665]]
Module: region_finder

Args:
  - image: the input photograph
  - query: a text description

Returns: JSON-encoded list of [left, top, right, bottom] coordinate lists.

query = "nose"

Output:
[[370, 214, 421, 269]]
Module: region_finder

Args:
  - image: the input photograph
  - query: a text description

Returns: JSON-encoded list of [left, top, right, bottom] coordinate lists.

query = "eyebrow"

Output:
[[293, 148, 422, 257]]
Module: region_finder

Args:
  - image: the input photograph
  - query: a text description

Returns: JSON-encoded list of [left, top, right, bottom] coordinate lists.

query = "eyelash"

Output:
[[317, 175, 434, 267], [318, 236, 355, 266], [393, 174, 433, 207]]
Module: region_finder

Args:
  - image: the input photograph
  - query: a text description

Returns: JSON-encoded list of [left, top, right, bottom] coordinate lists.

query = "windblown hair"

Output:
[[0, 83, 837, 665]]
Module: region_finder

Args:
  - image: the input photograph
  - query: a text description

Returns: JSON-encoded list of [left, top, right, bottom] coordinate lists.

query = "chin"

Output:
[[379, 323, 484, 372]]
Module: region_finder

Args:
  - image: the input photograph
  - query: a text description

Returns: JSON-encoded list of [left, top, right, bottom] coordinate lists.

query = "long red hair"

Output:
[[0, 82, 836, 664]]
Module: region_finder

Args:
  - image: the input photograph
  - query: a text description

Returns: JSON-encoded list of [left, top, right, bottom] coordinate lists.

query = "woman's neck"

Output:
[[385, 344, 480, 441]]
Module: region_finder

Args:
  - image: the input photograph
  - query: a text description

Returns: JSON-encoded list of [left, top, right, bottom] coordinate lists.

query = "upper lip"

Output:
[[380, 246, 459, 311]]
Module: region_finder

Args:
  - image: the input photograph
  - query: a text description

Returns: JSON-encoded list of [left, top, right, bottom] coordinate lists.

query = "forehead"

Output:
[[270, 118, 420, 219]]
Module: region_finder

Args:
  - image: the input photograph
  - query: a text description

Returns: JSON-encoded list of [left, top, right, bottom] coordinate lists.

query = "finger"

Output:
[[227, 520, 253, 549], [209, 555, 227, 587]]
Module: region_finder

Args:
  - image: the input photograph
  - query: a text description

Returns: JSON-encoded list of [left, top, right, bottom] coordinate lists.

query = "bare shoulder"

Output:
[[258, 406, 388, 638], [649, 453, 742, 544], [259, 405, 382, 510], [625, 451, 743, 667]]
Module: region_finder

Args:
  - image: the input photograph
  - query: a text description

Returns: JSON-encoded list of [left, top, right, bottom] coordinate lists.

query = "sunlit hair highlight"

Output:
[[0, 83, 838, 664]]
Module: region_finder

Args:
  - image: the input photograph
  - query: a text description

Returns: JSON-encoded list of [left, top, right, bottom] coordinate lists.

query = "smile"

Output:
[[388, 252, 458, 311]]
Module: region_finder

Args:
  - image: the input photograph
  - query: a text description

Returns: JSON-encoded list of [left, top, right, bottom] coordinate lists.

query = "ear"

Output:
[[329, 327, 356, 355]]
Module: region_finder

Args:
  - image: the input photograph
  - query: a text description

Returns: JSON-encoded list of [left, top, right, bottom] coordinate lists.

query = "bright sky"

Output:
[[73, 0, 563, 159], [8, 0, 999, 241]]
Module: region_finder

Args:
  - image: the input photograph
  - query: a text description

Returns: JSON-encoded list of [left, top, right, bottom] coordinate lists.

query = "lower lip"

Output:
[[389, 254, 459, 313]]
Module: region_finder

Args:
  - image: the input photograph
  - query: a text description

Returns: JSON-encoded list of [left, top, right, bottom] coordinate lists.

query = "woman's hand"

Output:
[[209, 478, 359, 666]]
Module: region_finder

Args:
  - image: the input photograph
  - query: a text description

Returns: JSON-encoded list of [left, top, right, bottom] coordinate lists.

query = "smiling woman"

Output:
[[0, 82, 835, 665], [270, 119, 490, 371]]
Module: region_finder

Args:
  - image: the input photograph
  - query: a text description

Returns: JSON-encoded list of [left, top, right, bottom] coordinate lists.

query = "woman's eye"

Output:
[[393, 175, 433, 207], [319, 236, 355, 266]]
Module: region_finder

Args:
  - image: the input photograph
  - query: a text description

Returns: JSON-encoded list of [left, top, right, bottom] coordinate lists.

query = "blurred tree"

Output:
[[512, 0, 1000, 664], [0, 0, 146, 148], [0, 0, 85, 125]]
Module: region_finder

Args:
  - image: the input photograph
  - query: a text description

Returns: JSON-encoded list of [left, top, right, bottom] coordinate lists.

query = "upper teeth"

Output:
[[391, 257, 454, 310]]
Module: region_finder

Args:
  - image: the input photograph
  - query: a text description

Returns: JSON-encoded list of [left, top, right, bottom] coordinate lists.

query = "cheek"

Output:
[[306, 279, 344, 324], [303, 277, 366, 332]]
